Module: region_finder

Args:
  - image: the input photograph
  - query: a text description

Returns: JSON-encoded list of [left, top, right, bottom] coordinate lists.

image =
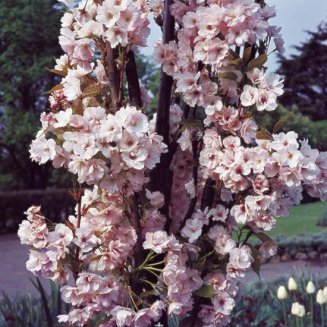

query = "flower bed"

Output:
[[231, 275, 327, 326]]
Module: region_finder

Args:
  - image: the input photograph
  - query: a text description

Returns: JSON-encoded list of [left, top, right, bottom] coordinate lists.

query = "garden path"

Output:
[[0, 234, 51, 298], [1, 234, 327, 298]]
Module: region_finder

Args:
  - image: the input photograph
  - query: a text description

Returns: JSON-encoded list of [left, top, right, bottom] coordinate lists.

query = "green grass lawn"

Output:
[[268, 201, 327, 237]]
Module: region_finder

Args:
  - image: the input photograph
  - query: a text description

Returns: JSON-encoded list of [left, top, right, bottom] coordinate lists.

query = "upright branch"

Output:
[[105, 42, 120, 110], [155, 0, 175, 144], [150, 0, 175, 221], [125, 50, 143, 108]]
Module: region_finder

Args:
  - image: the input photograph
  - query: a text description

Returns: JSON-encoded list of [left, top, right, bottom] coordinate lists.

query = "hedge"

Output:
[[262, 233, 327, 263], [0, 189, 75, 233]]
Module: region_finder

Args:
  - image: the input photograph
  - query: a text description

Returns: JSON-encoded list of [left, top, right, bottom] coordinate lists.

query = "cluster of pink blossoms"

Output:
[[57, 0, 150, 101], [18, 0, 327, 326], [30, 104, 166, 194], [154, 0, 284, 110]]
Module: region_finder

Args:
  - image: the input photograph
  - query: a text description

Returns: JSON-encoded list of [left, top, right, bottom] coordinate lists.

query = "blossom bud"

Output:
[[291, 302, 305, 317], [288, 277, 297, 291], [317, 290, 327, 305], [277, 286, 288, 300], [306, 281, 315, 294]]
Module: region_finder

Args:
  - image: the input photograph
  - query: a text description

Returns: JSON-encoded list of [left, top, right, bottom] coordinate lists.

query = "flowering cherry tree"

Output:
[[18, 0, 327, 326]]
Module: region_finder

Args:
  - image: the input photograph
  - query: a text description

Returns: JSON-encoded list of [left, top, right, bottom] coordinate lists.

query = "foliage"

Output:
[[135, 53, 160, 115], [0, 189, 74, 233], [231, 275, 327, 327], [0, 0, 61, 109], [277, 22, 327, 121], [0, 279, 69, 327], [256, 106, 327, 151], [0, 0, 63, 190], [0, 109, 50, 190]]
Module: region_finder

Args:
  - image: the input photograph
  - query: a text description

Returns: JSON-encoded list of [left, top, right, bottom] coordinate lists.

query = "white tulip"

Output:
[[291, 302, 305, 317], [323, 286, 327, 299], [317, 289, 327, 305], [306, 281, 316, 294], [277, 285, 288, 300], [288, 277, 297, 291]]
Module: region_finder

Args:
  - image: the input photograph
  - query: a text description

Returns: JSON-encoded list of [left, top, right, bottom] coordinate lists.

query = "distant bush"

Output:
[[256, 106, 327, 152], [252, 233, 327, 263], [0, 189, 74, 233]]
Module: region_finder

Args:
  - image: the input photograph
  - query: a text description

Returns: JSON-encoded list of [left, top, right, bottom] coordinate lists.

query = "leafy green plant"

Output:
[[231, 274, 327, 327], [0, 279, 69, 327]]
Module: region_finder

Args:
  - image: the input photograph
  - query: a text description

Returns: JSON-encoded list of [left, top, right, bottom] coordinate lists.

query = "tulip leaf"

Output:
[[30, 278, 54, 327]]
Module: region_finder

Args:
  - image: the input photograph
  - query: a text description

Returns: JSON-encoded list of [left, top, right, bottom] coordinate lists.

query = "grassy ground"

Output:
[[268, 201, 327, 237]]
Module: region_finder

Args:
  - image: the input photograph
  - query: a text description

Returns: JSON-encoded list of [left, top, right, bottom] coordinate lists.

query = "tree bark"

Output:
[[125, 50, 143, 108], [150, 0, 175, 224], [105, 42, 120, 110]]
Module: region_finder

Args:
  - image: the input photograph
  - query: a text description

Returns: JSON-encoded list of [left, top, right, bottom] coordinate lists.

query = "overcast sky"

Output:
[[269, 0, 327, 69], [141, 0, 327, 71]]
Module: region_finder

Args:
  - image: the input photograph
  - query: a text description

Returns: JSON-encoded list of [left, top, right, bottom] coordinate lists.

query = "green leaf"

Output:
[[179, 119, 203, 128], [31, 278, 54, 327], [273, 116, 289, 133], [140, 290, 158, 298], [247, 54, 268, 70], [46, 67, 67, 77], [256, 129, 273, 140], [194, 285, 215, 299], [228, 58, 243, 67], [45, 83, 64, 94], [192, 258, 206, 272], [243, 46, 253, 63], [82, 84, 102, 97], [218, 72, 238, 80], [0, 291, 25, 326]]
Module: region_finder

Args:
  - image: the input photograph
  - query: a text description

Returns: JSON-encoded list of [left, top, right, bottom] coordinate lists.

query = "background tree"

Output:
[[0, 0, 63, 190], [135, 53, 160, 115], [277, 22, 327, 121], [256, 106, 327, 151]]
